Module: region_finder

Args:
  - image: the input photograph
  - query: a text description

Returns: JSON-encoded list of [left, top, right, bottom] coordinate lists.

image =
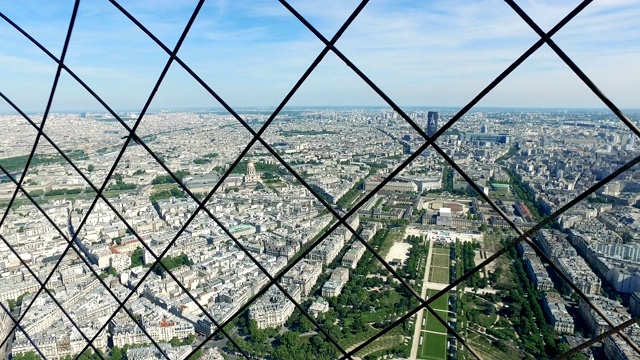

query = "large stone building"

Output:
[[146, 316, 194, 343], [541, 292, 574, 334], [250, 286, 301, 329], [364, 177, 418, 193], [322, 267, 350, 298], [578, 296, 639, 337], [556, 257, 601, 295], [281, 260, 322, 296], [604, 334, 639, 360], [308, 236, 344, 266], [244, 161, 261, 184], [606, 267, 640, 294], [523, 255, 554, 291], [342, 242, 366, 269]]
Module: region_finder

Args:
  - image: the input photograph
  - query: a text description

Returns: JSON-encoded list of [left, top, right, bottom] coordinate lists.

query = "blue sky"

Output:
[[0, 0, 639, 113]]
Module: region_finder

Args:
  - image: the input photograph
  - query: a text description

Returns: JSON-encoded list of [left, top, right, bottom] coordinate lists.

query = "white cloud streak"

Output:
[[0, 0, 638, 112]]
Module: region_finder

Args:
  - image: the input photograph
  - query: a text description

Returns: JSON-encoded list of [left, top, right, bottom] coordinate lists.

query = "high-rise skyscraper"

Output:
[[426, 111, 438, 138]]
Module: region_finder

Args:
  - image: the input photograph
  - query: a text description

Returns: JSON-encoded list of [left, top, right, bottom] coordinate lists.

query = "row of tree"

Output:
[[0, 150, 86, 173], [45, 188, 83, 196], [152, 253, 194, 275], [460, 241, 486, 288], [150, 186, 187, 202], [505, 168, 545, 220], [336, 179, 364, 209], [502, 242, 578, 359], [400, 235, 428, 280], [151, 170, 190, 185]]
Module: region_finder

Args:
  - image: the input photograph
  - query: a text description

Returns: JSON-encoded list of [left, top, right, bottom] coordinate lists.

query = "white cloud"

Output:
[[0, 0, 638, 111]]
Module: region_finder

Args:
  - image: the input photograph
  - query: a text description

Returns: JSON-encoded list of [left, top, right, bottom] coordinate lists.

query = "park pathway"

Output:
[[410, 238, 435, 360]]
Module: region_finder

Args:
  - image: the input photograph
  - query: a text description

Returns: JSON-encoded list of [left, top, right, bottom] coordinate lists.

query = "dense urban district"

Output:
[[1, 108, 640, 360]]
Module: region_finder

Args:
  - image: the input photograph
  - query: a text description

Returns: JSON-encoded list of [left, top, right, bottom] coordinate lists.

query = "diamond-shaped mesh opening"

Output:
[[177, 0, 329, 123], [64, 1, 174, 113], [0, 2, 67, 119], [286, 223, 422, 354], [2, 0, 640, 359], [331, 0, 541, 109], [445, 46, 640, 236], [222, 281, 362, 359]]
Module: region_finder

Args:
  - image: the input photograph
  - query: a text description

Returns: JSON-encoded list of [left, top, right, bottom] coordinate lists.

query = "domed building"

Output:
[[244, 160, 261, 184]]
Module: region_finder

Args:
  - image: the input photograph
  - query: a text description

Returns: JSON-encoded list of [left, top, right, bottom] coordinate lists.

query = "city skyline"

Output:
[[4, 106, 640, 117], [2, 107, 640, 359]]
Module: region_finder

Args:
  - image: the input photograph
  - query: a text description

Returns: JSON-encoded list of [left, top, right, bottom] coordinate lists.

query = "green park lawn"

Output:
[[431, 253, 450, 268], [418, 289, 450, 359], [419, 332, 448, 360], [429, 265, 450, 284]]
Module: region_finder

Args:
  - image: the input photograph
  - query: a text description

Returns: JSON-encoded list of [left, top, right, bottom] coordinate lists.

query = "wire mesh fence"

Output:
[[0, 0, 639, 359]]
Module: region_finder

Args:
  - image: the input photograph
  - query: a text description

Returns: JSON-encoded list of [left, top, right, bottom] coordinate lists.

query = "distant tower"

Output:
[[480, 123, 488, 133], [626, 135, 635, 150], [540, 136, 549, 148], [244, 161, 260, 184], [426, 111, 439, 138]]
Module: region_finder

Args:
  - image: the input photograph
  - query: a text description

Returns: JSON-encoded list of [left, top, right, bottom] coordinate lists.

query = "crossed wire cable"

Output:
[[0, 0, 616, 358], [69, 1, 370, 358], [0, 0, 639, 359], [0, 0, 620, 358], [106, 0, 478, 357], [0, 17, 251, 360], [112, 2, 640, 356]]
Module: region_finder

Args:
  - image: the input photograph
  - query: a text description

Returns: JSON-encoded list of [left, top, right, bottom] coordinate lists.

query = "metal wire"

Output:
[[0, 87, 262, 358], [104, 0, 375, 358], [502, 1, 640, 354], [0, 0, 80, 232], [0, 231, 108, 358], [0, 1, 110, 358], [96, 10, 505, 358], [342, 152, 640, 359], [0, 0, 638, 359]]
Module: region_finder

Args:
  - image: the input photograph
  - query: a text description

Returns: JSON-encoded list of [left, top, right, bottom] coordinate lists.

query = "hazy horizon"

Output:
[[4, 105, 640, 116]]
